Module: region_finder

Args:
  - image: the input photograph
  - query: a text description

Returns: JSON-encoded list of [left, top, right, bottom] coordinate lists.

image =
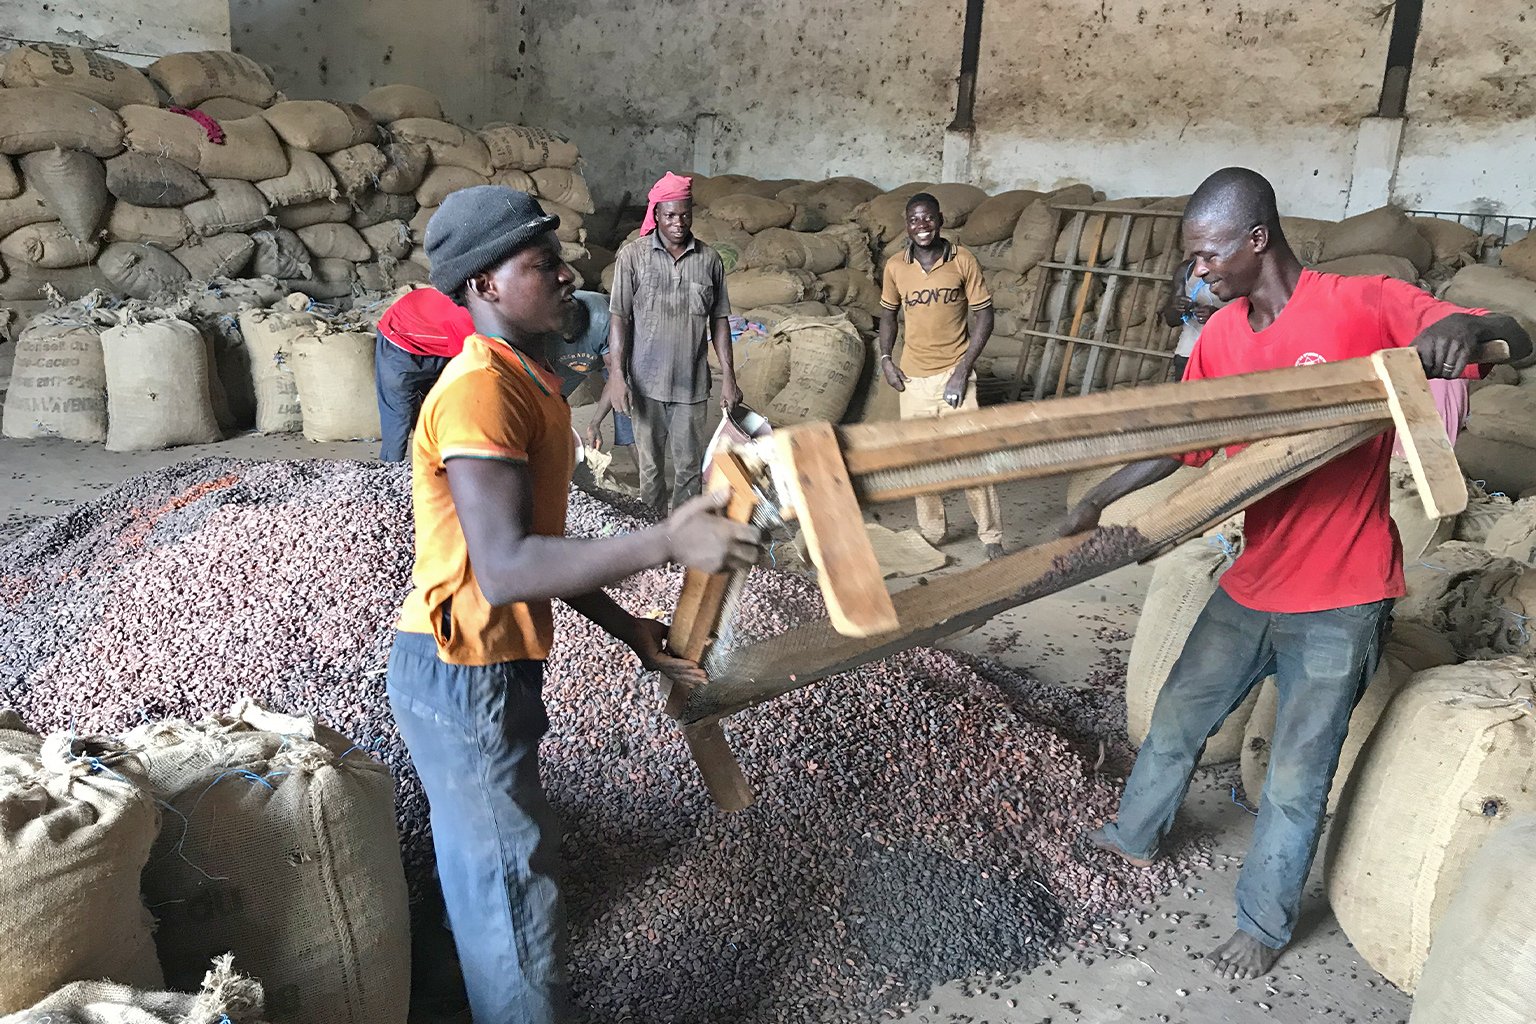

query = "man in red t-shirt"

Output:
[[1064, 168, 1530, 982], [375, 286, 475, 461]]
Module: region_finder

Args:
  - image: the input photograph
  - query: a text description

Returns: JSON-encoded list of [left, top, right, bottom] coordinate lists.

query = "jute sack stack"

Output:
[[1325, 658, 1536, 992], [17, 146, 109, 242], [1456, 371, 1536, 496], [718, 328, 792, 411], [742, 227, 846, 274], [289, 324, 383, 441], [101, 317, 222, 451], [1410, 814, 1536, 1024], [146, 51, 278, 108], [237, 305, 314, 433], [763, 314, 865, 424], [0, 954, 271, 1024], [1317, 206, 1433, 273], [774, 176, 882, 225], [360, 84, 444, 123], [0, 43, 159, 108], [479, 123, 579, 171], [1125, 526, 1262, 765], [1412, 216, 1482, 265], [1238, 621, 1458, 811], [1442, 265, 1536, 366], [1453, 482, 1515, 545], [0, 725, 163, 1014], [128, 699, 411, 1024], [0, 87, 127, 157], [0, 308, 109, 442], [1497, 232, 1536, 281], [1480, 496, 1536, 563]]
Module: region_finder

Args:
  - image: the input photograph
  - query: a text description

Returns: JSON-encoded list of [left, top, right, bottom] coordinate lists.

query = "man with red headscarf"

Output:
[[605, 172, 741, 515]]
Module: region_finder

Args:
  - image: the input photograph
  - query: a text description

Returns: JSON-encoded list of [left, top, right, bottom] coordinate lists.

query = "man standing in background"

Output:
[[878, 192, 1005, 559], [374, 286, 474, 462], [604, 172, 741, 515]]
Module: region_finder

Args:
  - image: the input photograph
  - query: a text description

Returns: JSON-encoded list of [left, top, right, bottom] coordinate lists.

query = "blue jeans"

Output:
[[376, 332, 451, 463], [1103, 588, 1391, 948], [386, 631, 570, 1023]]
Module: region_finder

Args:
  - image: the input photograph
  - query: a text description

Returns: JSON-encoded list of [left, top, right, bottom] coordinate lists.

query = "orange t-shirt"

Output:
[[397, 333, 575, 665]]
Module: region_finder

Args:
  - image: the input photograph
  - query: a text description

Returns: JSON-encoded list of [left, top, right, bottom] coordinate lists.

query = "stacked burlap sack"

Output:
[[1, 282, 392, 449], [0, 43, 592, 302], [0, 700, 408, 1024]]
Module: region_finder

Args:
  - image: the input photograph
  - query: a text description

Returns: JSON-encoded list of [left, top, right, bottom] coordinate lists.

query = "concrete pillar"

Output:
[[942, 128, 976, 183], [1345, 117, 1407, 216]]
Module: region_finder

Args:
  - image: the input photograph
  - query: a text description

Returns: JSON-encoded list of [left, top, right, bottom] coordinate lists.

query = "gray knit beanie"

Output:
[[425, 186, 561, 298]]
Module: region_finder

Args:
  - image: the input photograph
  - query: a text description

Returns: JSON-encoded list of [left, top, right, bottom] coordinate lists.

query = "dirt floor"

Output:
[[0, 379, 1411, 1023]]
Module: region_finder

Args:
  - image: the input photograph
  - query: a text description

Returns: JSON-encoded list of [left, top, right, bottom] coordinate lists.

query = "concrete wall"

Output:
[[229, 0, 526, 127], [1391, 0, 1536, 214], [0, 0, 229, 65]]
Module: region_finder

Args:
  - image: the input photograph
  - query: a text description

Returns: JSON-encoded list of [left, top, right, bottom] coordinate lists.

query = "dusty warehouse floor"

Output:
[[0, 405, 1412, 1024]]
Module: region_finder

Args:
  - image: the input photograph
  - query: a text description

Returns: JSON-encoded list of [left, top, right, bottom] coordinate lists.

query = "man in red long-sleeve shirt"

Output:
[[1065, 167, 1530, 982]]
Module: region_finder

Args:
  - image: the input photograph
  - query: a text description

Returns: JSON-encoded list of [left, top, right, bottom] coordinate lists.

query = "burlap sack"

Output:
[[198, 115, 289, 182], [726, 267, 817, 310], [359, 220, 412, 261], [957, 190, 1041, 247], [775, 176, 882, 225], [1009, 184, 1095, 274], [0, 733, 163, 1015], [490, 168, 536, 193], [1320, 206, 1433, 272], [1498, 232, 1536, 281], [361, 84, 443, 122], [1403, 549, 1536, 661], [174, 233, 257, 280], [0, 87, 125, 157], [408, 205, 436, 245], [1313, 253, 1419, 282], [256, 148, 338, 206], [1480, 498, 1536, 562], [721, 328, 792, 410], [1411, 814, 1536, 1024], [106, 151, 211, 207], [249, 228, 313, 280], [530, 166, 595, 214], [297, 222, 372, 262], [0, 156, 19, 200], [1397, 540, 1495, 625], [17, 147, 108, 241], [184, 178, 271, 236], [289, 257, 357, 300], [691, 174, 751, 207], [1326, 658, 1536, 992], [1391, 457, 1458, 560], [276, 199, 353, 230], [390, 118, 493, 175], [1052, 198, 1159, 264], [1466, 383, 1536, 447], [129, 700, 410, 1024], [710, 194, 796, 234], [416, 165, 492, 207], [289, 328, 383, 441], [0, 43, 158, 108], [0, 187, 51, 238], [542, 200, 585, 243], [0, 262, 110, 301], [0, 313, 108, 442], [1125, 529, 1261, 765], [120, 105, 205, 169], [764, 314, 865, 424], [479, 124, 579, 170], [1239, 622, 1456, 813], [377, 139, 431, 195], [323, 143, 388, 196], [924, 183, 988, 228], [1411, 216, 1481, 265], [198, 97, 266, 121], [1064, 462, 1207, 529], [743, 227, 845, 274], [0, 221, 100, 268], [147, 51, 277, 107], [262, 100, 376, 153], [99, 241, 191, 299], [101, 318, 221, 450], [1456, 434, 1536, 498], [851, 182, 934, 245], [3, 954, 272, 1024], [237, 306, 311, 432], [350, 191, 417, 229], [1455, 485, 1515, 544], [817, 267, 882, 312], [107, 202, 193, 249]]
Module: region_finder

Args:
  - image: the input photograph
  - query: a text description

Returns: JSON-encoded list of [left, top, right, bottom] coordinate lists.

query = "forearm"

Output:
[[606, 314, 630, 380], [712, 317, 736, 385], [955, 306, 994, 376], [564, 588, 642, 645], [878, 310, 898, 359], [1081, 457, 1183, 512], [477, 528, 671, 605]]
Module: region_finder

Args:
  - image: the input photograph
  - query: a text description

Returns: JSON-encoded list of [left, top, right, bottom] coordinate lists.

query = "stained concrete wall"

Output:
[[229, 0, 526, 127], [1, 0, 229, 65], [1392, 0, 1536, 214]]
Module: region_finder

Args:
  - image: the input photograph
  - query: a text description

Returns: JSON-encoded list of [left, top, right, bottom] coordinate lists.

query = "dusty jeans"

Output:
[[897, 368, 1002, 545], [1101, 588, 1392, 948], [386, 630, 571, 1023], [631, 392, 707, 515]]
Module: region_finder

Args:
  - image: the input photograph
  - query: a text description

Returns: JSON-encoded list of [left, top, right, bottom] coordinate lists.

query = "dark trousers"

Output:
[[386, 630, 570, 1023], [376, 331, 451, 462], [1102, 589, 1392, 948], [630, 392, 708, 515]]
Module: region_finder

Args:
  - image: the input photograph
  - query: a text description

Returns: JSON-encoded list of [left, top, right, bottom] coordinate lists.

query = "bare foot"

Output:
[[1086, 825, 1156, 868], [1208, 930, 1283, 981]]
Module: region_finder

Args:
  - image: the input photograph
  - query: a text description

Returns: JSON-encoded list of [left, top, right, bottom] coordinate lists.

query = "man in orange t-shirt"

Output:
[[391, 186, 762, 1024], [1065, 168, 1530, 983]]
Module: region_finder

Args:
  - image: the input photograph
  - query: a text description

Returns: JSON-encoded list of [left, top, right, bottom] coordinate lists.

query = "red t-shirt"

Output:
[[377, 287, 476, 358], [1181, 271, 1482, 614]]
